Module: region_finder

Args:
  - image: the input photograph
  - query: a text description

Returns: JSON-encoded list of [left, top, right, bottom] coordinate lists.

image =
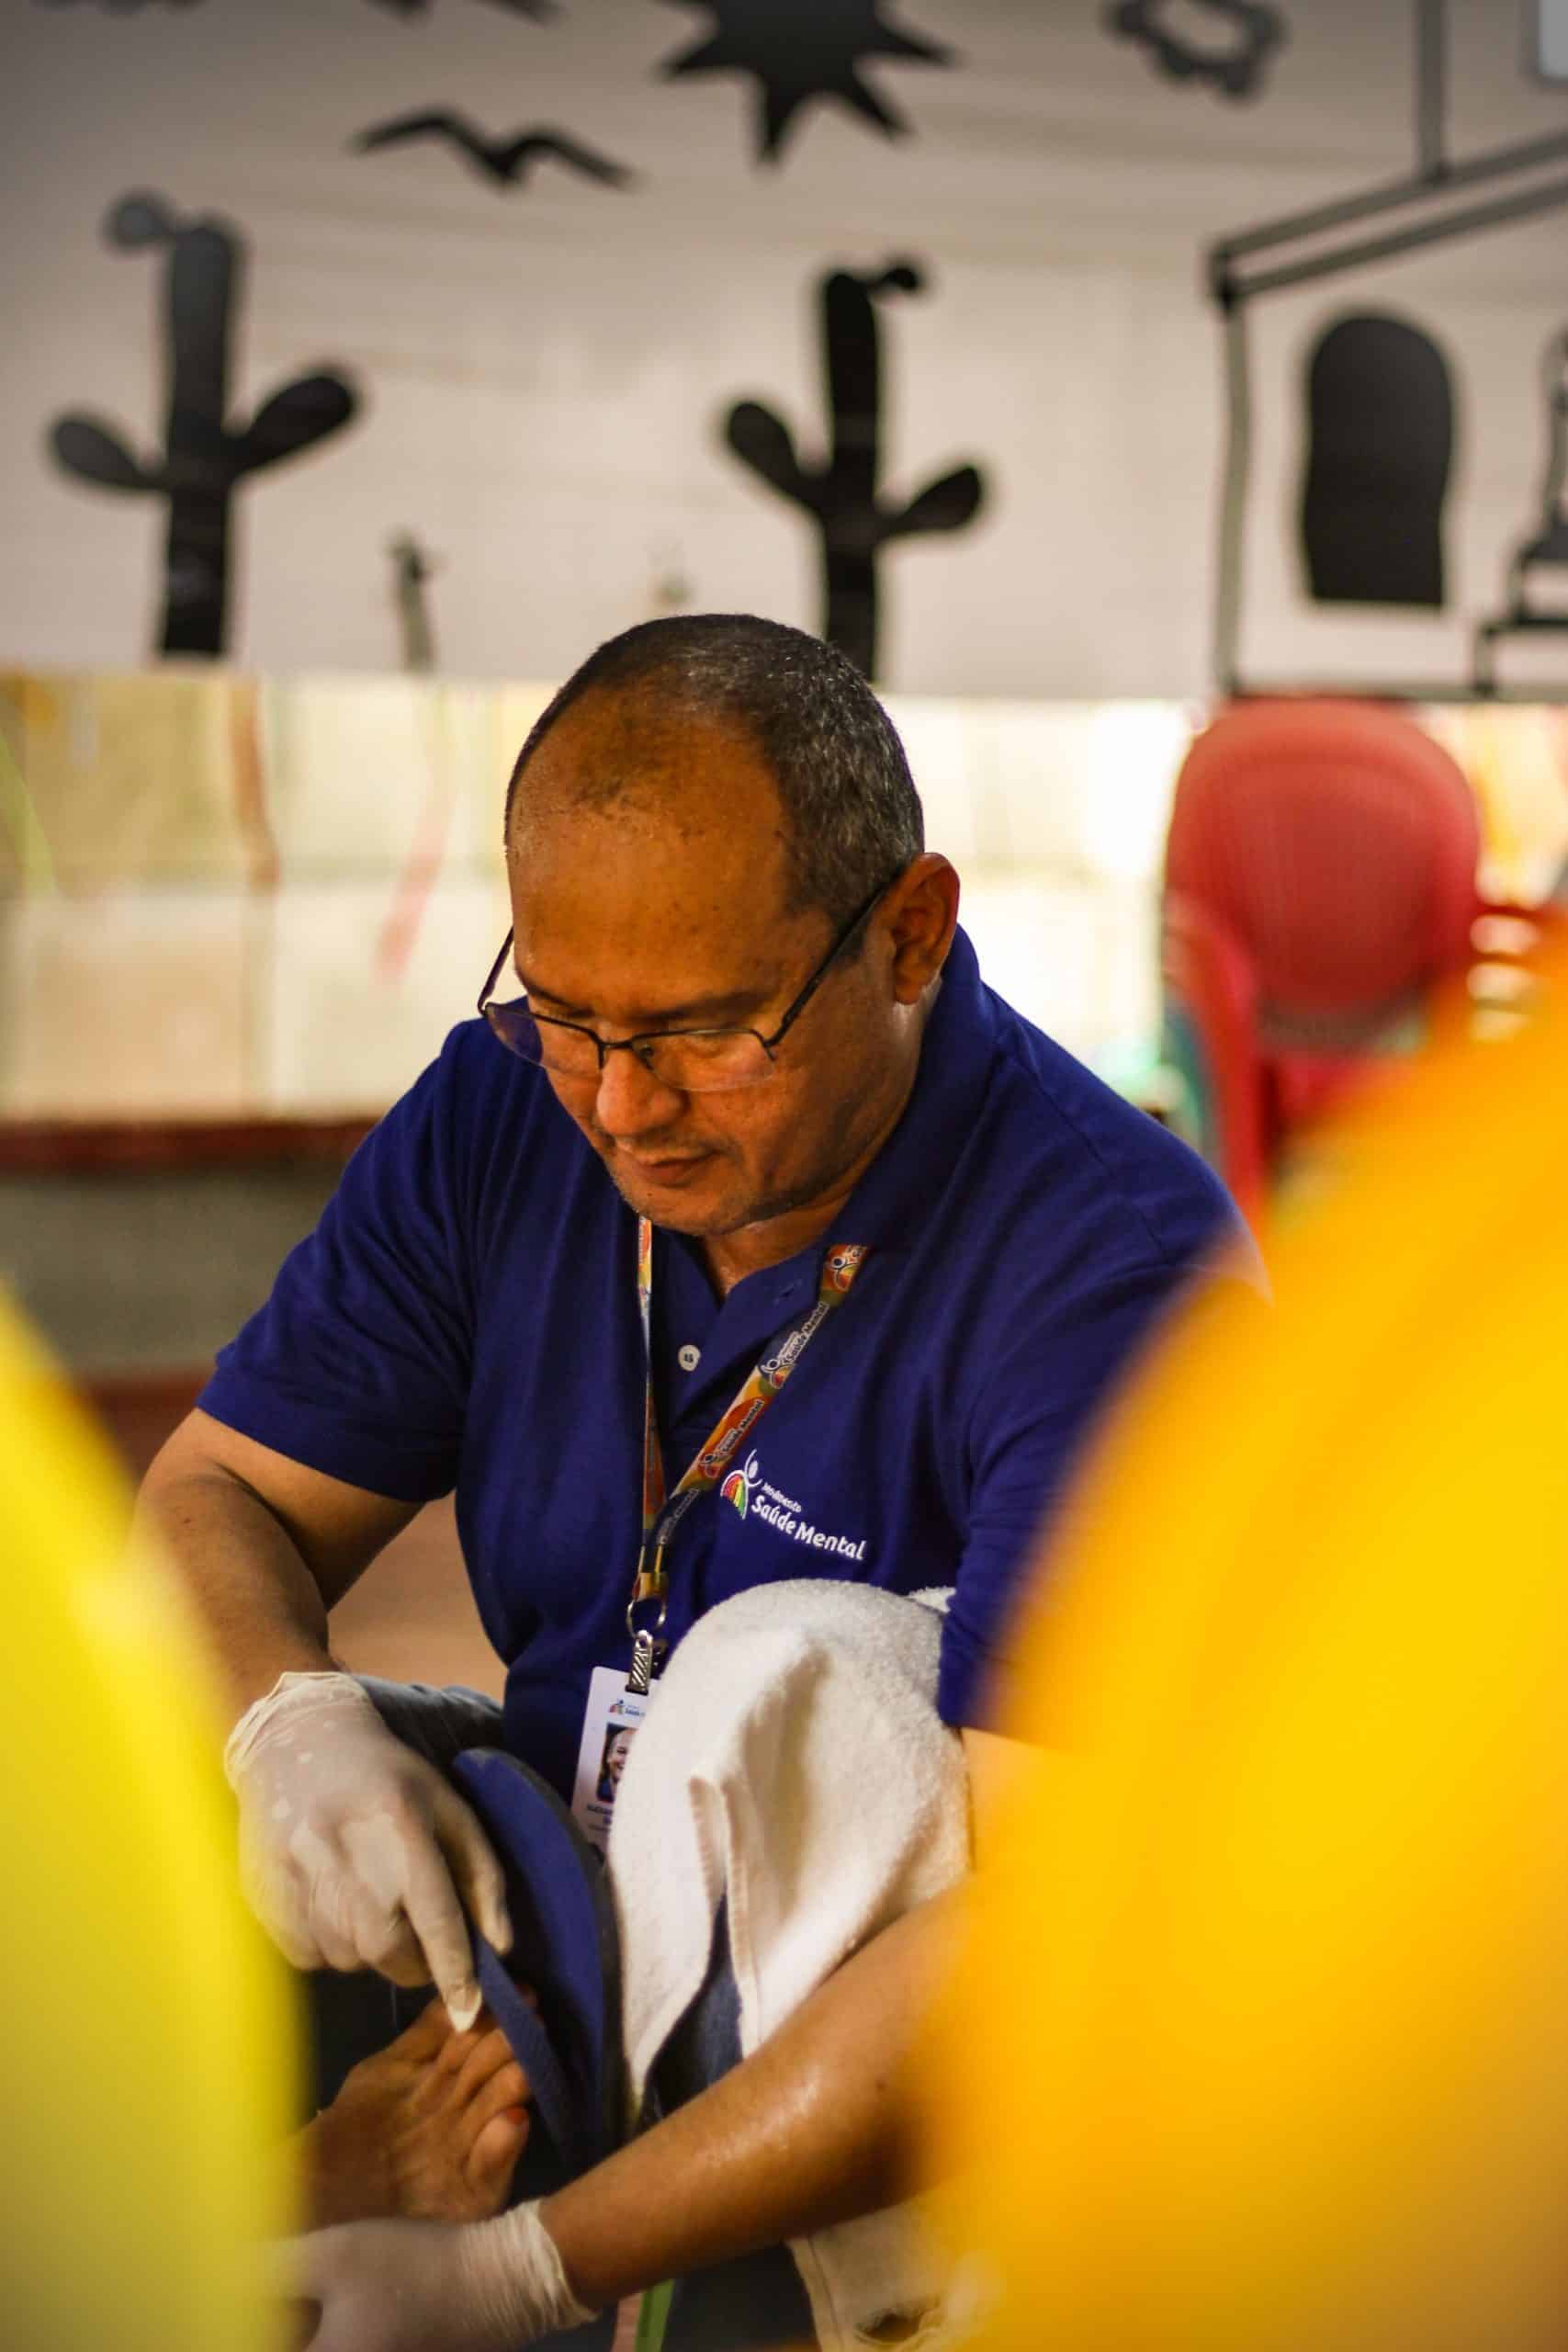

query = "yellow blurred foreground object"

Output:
[[0, 1295, 297, 2350], [936, 971, 1568, 2351]]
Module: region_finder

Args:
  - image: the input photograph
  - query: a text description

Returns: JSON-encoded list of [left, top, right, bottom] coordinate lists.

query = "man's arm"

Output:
[[140, 1411, 511, 2018], [542, 1890, 952, 2304], [137, 1408, 419, 1717]]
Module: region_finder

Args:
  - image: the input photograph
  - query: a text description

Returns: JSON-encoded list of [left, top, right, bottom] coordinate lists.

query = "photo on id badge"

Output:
[[570, 1664, 653, 1852]]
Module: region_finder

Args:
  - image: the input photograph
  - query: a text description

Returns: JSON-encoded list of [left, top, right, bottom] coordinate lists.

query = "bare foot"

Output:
[[301, 1993, 532, 2227]]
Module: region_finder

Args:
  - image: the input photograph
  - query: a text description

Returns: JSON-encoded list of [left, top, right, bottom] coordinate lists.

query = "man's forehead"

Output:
[[514, 684, 773, 820], [505, 690, 814, 1011], [507, 828, 807, 1026], [510, 922, 790, 1027], [513, 702, 795, 892], [512, 788, 793, 921]]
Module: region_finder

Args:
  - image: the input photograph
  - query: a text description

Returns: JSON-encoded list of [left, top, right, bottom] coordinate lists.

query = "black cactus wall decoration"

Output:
[[724, 261, 987, 676], [660, 0, 954, 164], [49, 194, 360, 659]]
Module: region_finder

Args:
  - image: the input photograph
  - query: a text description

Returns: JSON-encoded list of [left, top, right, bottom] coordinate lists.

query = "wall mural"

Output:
[[28, 0, 982, 668], [1301, 313, 1455, 609], [31, 0, 1568, 701], [1104, 0, 1290, 102], [352, 112, 635, 189], [659, 0, 954, 163], [723, 261, 987, 678], [1209, 0, 1568, 697], [48, 195, 360, 659]]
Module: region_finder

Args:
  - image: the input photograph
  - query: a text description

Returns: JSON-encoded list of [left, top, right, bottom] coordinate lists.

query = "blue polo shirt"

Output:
[[202, 928, 1247, 1798]]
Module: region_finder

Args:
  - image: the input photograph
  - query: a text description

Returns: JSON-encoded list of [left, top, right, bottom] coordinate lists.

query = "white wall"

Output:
[[4, 0, 1568, 695]]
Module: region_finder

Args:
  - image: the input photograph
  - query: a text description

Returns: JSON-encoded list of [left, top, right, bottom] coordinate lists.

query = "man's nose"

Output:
[[593, 1043, 686, 1136]]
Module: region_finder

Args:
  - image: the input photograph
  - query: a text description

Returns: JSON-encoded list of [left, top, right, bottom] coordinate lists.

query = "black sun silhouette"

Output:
[[659, 0, 955, 164]]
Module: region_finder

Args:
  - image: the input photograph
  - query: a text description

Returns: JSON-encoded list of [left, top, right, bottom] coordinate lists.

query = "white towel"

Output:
[[607, 1578, 972, 2349]]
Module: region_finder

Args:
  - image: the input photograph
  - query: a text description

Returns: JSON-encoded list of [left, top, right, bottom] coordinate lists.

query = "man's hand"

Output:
[[225, 1671, 512, 2027], [277, 2203, 596, 2352]]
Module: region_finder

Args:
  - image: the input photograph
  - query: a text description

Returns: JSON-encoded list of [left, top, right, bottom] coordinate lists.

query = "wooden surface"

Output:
[[0, 1117, 375, 1174]]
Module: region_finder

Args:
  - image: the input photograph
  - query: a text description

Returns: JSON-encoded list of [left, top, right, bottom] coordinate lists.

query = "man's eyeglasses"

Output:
[[477, 886, 886, 1093]]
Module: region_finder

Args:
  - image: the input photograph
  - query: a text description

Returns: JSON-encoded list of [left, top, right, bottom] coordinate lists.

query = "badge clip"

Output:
[[626, 1540, 669, 1694], [626, 1626, 664, 1696]]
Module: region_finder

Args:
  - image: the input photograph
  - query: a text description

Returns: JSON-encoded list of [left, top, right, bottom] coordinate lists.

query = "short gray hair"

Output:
[[504, 615, 924, 927]]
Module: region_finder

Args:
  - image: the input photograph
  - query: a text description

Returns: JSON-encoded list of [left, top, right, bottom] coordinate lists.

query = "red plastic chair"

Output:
[[1161, 699, 1483, 1214], [1160, 892, 1269, 1227]]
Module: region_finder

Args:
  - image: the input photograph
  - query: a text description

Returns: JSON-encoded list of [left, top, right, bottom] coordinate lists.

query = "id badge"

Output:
[[570, 1664, 655, 1854]]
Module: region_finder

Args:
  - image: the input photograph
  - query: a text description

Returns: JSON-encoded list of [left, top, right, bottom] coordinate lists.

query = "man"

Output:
[[141, 615, 1247, 2349]]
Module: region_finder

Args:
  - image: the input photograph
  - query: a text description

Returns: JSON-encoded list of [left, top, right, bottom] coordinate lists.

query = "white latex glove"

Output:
[[278, 2201, 598, 2352], [225, 1670, 512, 2028]]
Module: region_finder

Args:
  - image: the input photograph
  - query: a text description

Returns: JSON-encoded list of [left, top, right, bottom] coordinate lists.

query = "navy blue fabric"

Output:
[[202, 927, 1249, 1798], [452, 1748, 621, 2185], [650, 1906, 816, 2352], [471, 1939, 581, 2177]]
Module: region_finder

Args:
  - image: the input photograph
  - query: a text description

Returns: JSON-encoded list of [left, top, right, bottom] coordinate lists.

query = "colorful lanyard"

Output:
[[626, 1215, 870, 1691]]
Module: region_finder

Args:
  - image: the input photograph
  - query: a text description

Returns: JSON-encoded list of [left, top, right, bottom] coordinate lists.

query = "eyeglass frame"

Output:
[[476, 881, 890, 1086]]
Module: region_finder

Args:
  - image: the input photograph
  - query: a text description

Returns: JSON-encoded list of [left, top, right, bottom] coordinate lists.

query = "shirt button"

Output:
[[678, 1343, 701, 1373]]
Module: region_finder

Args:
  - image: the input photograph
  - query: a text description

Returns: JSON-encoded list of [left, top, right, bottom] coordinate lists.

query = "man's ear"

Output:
[[886, 854, 961, 1003]]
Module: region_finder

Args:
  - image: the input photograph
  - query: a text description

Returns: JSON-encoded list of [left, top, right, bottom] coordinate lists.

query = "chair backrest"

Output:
[[1165, 699, 1481, 1044], [1160, 891, 1269, 1227]]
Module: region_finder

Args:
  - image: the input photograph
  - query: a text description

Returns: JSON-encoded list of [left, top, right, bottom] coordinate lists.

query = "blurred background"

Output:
[[6, 0, 1568, 1690]]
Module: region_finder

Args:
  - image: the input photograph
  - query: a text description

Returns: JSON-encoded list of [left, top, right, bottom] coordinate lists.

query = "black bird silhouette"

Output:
[[352, 113, 636, 189]]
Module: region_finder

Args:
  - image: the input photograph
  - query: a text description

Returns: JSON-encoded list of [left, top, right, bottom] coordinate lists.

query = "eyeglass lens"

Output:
[[484, 1003, 774, 1091]]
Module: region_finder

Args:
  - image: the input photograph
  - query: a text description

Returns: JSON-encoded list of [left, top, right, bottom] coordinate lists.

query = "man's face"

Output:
[[505, 693, 907, 1244]]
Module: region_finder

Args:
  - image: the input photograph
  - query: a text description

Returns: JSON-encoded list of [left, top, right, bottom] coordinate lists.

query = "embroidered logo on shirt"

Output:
[[741, 1457, 867, 1564], [721, 1453, 758, 1519]]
